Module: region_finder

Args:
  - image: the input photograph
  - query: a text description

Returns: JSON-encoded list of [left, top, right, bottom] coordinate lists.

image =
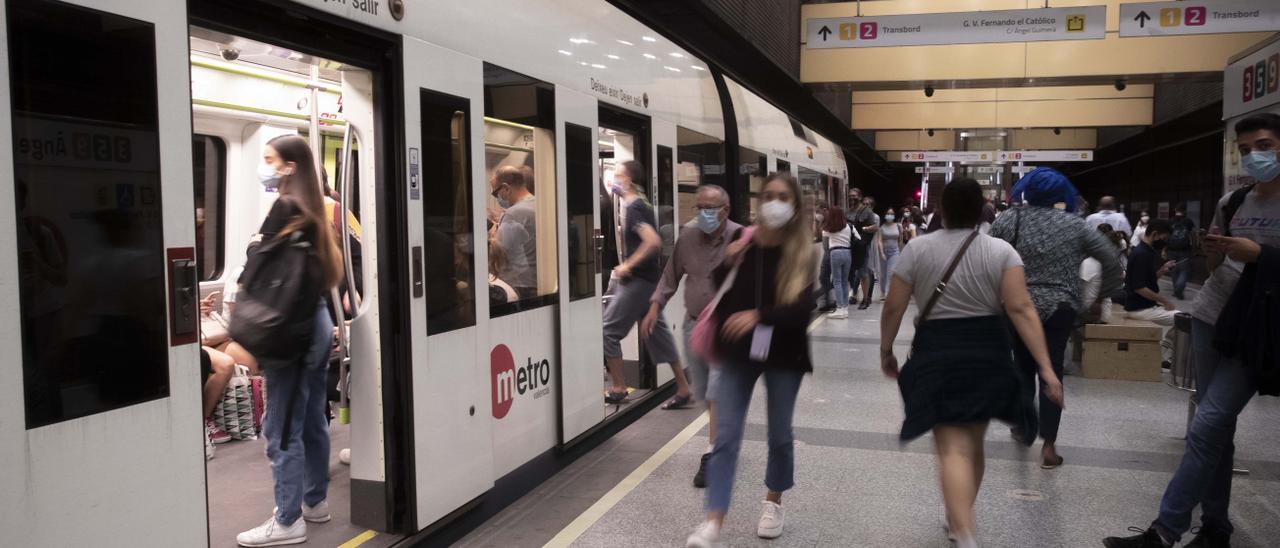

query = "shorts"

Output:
[[601, 277, 680, 363]]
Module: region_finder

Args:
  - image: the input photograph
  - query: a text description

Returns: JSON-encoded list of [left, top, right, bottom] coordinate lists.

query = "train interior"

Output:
[[187, 27, 397, 548]]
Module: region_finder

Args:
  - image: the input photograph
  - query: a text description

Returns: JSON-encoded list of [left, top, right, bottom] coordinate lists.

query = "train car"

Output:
[[0, 0, 850, 545]]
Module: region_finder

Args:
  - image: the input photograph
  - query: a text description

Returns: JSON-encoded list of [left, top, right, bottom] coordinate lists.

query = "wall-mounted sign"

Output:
[[589, 77, 648, 109], [1224, 36, 1280, 119], [1120, 1, 1280, 38], [914, 166, 955, 174], [1012, 165, 1040, 173], [997, 150, 1093, 162], [900, 151, 997, 162], [806, 6, 1106, 49]]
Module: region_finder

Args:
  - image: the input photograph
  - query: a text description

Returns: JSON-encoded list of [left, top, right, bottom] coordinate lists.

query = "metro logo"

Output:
[[490, 344, 553, 419]]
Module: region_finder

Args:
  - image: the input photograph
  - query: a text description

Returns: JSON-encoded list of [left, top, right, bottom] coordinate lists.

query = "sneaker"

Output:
[[757, 500, 784, 539], [686, 520, 723, 548], [1184, 526, 1231, 548], [205, 429, 216, 461], [1103, 527, 1172, 548], [692, 453, 710, 488], [236, 516, 306, 547], [206, 419, 232, 445], [827, 307, 847, 319], [339, 448, 351, 465], [302, 500, 331, 523]]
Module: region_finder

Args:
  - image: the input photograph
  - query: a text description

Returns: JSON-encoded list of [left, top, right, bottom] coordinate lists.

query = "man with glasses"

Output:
[[643, 184, 741, 486], [846, 189, 880, 310], [489, 166, 537, 299]]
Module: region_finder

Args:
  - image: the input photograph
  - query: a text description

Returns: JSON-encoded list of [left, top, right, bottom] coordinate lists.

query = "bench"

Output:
[[1076, 304, 1164, 382]]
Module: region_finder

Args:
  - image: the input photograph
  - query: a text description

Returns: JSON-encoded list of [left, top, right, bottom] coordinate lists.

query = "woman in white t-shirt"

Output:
[[821, 207, 857, 318], [879, 179, 1062, 548]]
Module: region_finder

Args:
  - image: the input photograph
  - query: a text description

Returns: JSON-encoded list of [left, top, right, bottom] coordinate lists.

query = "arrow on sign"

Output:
[[818, 25, 833, 41], [1134, 11, 1151, 28]]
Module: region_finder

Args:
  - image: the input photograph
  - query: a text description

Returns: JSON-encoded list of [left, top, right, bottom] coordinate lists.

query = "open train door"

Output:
[[0, 0, 207, 544], [556, 87, 604, 444]]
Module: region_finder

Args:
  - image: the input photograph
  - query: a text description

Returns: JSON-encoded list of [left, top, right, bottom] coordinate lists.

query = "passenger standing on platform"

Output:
[[643, 184, 741, 487], [1122, 218, 1181, 368], [815, 202, 836, 312], [601, 160, 693, 406], [992, 167, 1122, 469], [1086, 196, 1133, 235], [1103, 112, 1280, 548], [880, 178, 1062, 548], [237, 136, 342, 548], [686, 173, 816, 548], [1166, 204, 1197, 299], [876, 208, 904, 301], [1131, 210, 1151, 248], [822, 206, 854, 318], [847, 191, 879, 310]]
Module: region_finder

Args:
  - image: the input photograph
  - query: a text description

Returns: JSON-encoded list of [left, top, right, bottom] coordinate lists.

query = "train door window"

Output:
[[565, 123, 595, 301], [193, 135, 226, 281], [739, 146, 767, 222], [483, 64, 558, 315], [655, 145, 674, 269], [422, 90, 476, 334], [10, 0, 168, 428], [776, 158, 791, 174], [676, 127, 724, 226], [798, 166, 825, 241]]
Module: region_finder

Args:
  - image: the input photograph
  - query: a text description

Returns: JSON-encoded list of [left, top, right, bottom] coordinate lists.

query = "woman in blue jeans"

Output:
[[822, 206, 854, 319], [237, 135, 344, 548], [876, 208, 903, 301], [686, 173, 816, 548]]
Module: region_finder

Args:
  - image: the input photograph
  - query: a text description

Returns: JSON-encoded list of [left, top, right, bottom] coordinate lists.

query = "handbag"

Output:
[[212, 365, 258, 440], [228, 228, 323, 368], [690, 227, 754, 362], [201, 311, 230, 347], [916, 229, 981, 325]]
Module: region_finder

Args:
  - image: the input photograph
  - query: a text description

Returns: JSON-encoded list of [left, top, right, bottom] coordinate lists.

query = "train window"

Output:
[[676, 127, 725, 226], [655, 145, 674, 269], [483, 64, 558, 316], [777, 159, 791, 174], [9, 0, 169, 428], [193, 135, 226, 281], [420, 90, 476, 335], [565, 124, 595, 301], [739, 146, 768, 223], [798, 166, 826, 241]]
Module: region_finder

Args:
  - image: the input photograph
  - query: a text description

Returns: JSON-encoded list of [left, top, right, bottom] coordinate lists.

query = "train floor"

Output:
[[460, 280, 1280, 547], [206, 421, 400, 548]]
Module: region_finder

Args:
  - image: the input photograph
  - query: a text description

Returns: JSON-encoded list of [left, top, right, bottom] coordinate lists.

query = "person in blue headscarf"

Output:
[[990, 167, 1123, 470]]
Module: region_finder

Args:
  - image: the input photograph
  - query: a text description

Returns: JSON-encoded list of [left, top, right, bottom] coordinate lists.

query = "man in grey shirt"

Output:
[[643, 185, 741, 488], [490, 166, 538, 299]]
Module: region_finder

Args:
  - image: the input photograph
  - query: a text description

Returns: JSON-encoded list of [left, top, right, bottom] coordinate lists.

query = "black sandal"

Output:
[[661, 394, 692, 410], [605, 390, 628, 405], [1040, 455, 1065, 470]]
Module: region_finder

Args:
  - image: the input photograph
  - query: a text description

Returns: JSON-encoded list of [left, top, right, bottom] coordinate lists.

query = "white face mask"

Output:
[[759, 200, 795, 229]]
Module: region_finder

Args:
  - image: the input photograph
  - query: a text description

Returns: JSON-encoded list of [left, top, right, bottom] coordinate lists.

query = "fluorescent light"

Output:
[[569, 38, 594, 45], [579, 61, 588, 66], [607, 54, 620, 60], [598, 140, 614, 146], [690, 65, 705, 71], [642, 53, 657, 59], [558, 50, 572, 56], [642, 36, 657, 42], [616, 39, 634, 46], [591, 63, 606, 69], [664, 66, 681, 72], [669, 52, 685, 58]]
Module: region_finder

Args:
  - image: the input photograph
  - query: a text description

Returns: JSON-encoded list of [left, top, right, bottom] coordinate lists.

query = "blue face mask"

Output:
[[696, 208, 722, 234], [257, 163, 282, 188], [1243, 150, 1280, 183]]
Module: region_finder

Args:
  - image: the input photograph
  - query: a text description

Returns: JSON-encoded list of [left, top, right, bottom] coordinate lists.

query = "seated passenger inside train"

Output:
[[488, 166, 538, 299]]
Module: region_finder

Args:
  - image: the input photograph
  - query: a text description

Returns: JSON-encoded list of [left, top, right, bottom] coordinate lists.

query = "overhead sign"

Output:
[[975, 166, 1003, 173], [900, 151, 998, 162], [914, 166, 955, 174], [1120, 1, 1280, 38], [997, 150, 1093, 162], [1012, 165, 1040, 173], [806, 6, 1106, 49], [1224, 36, 1280, 118]]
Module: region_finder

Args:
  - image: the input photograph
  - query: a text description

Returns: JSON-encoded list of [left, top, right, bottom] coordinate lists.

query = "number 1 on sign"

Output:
[[1159, 8, 1180, 27]]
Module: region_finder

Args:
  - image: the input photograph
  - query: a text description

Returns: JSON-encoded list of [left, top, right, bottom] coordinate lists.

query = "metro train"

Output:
[[0, 0, 848, 545]]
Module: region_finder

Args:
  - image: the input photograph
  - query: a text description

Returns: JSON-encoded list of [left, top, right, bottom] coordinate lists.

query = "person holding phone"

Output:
[[1121, 218, 1181, 368]]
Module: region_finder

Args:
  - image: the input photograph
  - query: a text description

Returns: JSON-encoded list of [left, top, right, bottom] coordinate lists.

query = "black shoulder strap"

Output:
[[918, 230, 980, 324], [1221, 184, 1255, 237]]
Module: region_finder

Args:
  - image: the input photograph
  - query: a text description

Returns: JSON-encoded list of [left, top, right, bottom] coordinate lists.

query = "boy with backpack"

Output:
[[1166, 204, 1196, 299]]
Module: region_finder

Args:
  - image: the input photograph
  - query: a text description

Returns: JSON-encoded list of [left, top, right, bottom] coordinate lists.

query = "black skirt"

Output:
[[897, 315, 1035, 443]]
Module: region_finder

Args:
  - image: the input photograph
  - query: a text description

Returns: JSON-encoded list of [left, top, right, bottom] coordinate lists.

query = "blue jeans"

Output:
[[1154, 319, 1256, 540], [818, 247, 832, 306], [705, 360, 805, 514], [879, 246, 900, 298], [1169, 250, 1191, 297], [264, 304, 335, 526], [829, 248, 852, 308], [682, 317, 720, 402]]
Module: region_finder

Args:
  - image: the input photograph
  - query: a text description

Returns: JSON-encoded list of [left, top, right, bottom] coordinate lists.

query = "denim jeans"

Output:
[[1169, 250, 1191, 297], [705, 360, 805, 514], [1010, 306, 1075, 443], [264, 304, 335, 526], [682, 317, 720, 402], [1154, 319, 1256, 541], [879, 246, 900, 298], [818, 247, 833, 306], [829, 248, 852, 308]]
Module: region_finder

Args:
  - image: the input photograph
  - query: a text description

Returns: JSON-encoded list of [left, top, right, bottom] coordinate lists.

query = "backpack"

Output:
[[1168, 220, 1192, 250], [1221, 184, 1256, 237], [228, 229, 324, 368]]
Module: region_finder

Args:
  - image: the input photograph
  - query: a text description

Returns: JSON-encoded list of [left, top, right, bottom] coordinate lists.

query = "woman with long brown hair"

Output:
[[237, 135, 344, 548], [822, 206, 853, 318], [687, 173, 817, 547]]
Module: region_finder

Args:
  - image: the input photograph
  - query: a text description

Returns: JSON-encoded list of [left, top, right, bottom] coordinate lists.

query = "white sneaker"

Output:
[[757, 500, 784, 538], [827, 307, 848, 319], [302, 500, 331, 523], [339, 448, 351, 465], [205, 429, 215, 460], [236, 516, 306, 547], [686, 520, 724, 548]]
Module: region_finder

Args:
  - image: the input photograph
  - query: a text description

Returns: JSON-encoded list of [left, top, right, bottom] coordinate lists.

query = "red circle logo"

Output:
[[491, 344, 516, 419]]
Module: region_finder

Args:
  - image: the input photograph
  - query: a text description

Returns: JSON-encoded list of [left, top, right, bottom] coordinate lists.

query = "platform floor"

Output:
[[460, 282, 1280, 547]]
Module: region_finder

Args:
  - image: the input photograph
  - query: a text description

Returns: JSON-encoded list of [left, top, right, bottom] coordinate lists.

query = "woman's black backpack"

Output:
[[229, 229, 323, 368]]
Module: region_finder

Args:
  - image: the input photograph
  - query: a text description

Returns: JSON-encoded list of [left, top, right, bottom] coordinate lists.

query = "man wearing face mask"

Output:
[[1103, 115, 1280, 548], [602, 161, 692, 406], [1122, 218, 1180, 367], [643, 184, 741, 486], [489, 166, 537, 299]]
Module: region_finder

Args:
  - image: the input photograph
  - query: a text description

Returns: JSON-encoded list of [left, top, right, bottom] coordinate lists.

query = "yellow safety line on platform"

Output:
[[543, 411, 711, 548], [338, 529, 377, 548]]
